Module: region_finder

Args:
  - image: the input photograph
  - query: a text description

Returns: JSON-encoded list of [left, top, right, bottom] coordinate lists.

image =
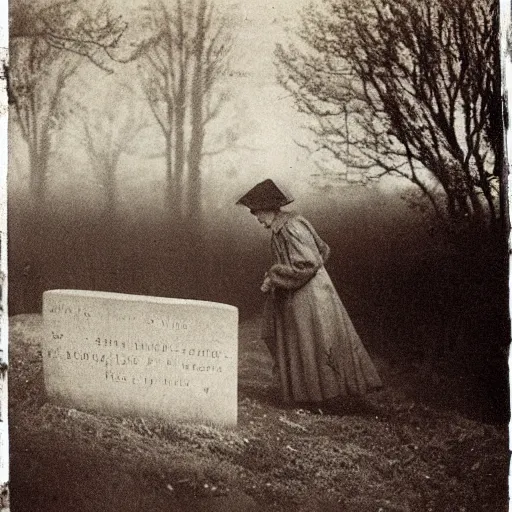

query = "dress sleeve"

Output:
[[267, 219, 326, 290]]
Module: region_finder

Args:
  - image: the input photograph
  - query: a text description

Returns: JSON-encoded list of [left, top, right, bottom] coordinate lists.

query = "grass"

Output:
[[8, 314, 509, 512]]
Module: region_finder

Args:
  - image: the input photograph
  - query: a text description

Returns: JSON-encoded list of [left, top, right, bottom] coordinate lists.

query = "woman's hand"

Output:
[[260, 276, 272, 293]]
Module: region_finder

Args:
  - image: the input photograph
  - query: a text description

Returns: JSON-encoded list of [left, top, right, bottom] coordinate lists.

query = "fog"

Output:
[[8, 0, 421, 317], [8, 0, 509, 421]]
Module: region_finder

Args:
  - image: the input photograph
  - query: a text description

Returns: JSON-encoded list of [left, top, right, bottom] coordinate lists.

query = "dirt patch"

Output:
[[8, 314, 509, 511]]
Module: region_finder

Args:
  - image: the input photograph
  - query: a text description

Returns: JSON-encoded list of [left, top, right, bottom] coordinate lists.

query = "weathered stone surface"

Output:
[[42, 290, 238, 425]]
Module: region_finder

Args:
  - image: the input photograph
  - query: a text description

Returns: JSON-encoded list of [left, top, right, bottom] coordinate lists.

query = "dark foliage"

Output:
[[8, 192, 509, 423], [276, 0, 502, 224]]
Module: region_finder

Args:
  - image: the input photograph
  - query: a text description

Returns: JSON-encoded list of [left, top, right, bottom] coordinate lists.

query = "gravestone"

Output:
[[42, 290, 238, 426]]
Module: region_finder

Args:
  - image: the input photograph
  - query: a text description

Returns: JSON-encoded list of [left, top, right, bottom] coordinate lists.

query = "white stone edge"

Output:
[[502, 2, 512, 501], [0, 0, 8, 494], [43, 289, 239, 312]]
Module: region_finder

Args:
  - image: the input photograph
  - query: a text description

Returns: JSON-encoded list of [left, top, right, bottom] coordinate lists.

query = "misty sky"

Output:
[[181, 0, 322, 204], [9, 0, 407, 218]]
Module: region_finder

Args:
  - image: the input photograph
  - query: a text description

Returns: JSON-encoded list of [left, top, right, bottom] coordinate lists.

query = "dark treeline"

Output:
[[8, 152, 510, 418], [8, 185, 509, 426], [10, 184, 425, 319]]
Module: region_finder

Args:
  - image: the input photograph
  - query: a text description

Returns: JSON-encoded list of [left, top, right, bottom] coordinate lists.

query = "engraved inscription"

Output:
[[43, 290, 238, 425], [50, 331, 229, 387], [47, 301, 190, 330]]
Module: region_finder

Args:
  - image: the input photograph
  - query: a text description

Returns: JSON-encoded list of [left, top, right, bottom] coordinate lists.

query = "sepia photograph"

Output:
[[5, 0, 510, 510]]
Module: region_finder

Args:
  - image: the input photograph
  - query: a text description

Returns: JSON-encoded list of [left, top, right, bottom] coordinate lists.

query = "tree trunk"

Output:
[[29, 147, 47, 220], [26, 146, 48, 312], [187, 0, 207, 229], [467, 185, 484, 224], [101, 162, 119, 290], [104, 163, 117, 221], [181, 0, 209, 298], [174, 78, 186, 218], [480, 178, 497, 225], [164, 133, 176, 220], [496, 155, 509, 234], [174, 0, 188, 218]]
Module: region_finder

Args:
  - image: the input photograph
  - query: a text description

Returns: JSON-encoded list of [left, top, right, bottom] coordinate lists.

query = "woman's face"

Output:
[[252, 210, 276, 228]]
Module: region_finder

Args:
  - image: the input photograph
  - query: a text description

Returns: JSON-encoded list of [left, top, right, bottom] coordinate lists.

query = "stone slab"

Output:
[[42, 290, 238, 426]]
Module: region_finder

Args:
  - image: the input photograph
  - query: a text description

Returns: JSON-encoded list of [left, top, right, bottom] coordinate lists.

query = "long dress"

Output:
[[262, 211, 382, 404]]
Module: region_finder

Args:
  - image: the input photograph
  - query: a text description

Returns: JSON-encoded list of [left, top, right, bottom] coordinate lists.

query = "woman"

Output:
[[237, 179, 382, 406]]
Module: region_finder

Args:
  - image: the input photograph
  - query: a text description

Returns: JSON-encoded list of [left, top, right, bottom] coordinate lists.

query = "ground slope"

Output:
[[8, 314, 508, 512]]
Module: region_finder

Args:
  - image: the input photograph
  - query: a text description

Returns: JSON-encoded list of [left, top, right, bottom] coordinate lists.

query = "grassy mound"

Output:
[[9, 315, 508, 511]]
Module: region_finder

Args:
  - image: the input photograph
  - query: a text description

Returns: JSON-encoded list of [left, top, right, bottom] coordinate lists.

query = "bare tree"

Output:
[[69, 82, 149, 220], [187, 0, 232, 224], [9, 36, 80, 212], [137, 0, 190, 219], [138, 0, 232, 224], [276, 0, 501, 226], [10, 0, 127, 73], [9, 0, 128, 213]]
